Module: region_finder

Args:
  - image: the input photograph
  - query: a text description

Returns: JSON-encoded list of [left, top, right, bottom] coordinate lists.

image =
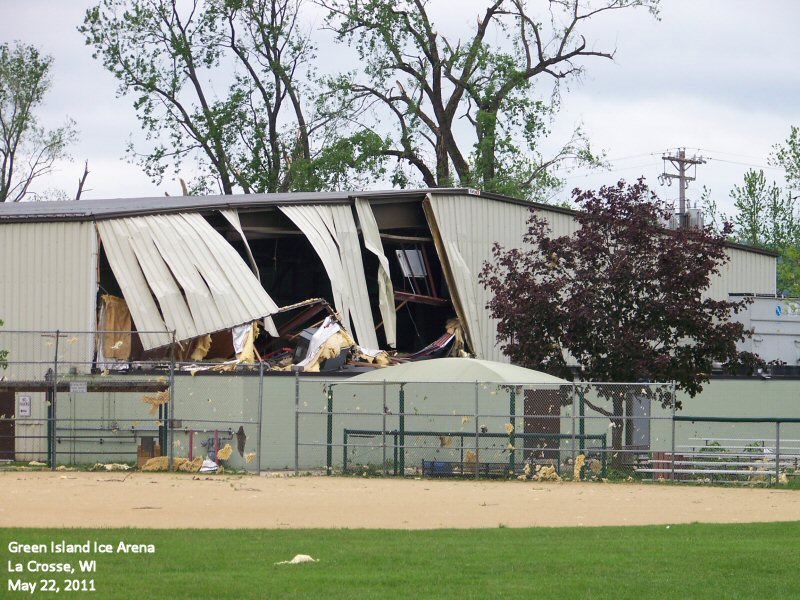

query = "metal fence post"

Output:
[[168, 331, 175, 471], [50, 330, 59, 471], [571, 383, 577, 470], [327, 384, 334, 475], [256, 360, 264, 474], [776, 421, 781, 484], [399, 383, 405, 476], [382, 380, 387, 476], [578, 386, 585, 454], [508, 386, 516, 474], [670, 381, 677, 481], [294, 369, 299, 476], [474, 381, 480, 477]]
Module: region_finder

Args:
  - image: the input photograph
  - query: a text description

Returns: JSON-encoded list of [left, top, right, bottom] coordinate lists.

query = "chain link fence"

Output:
[[295, 378, 800, 485], [0, 330, 261, 473], [2, 329, 799, 484]]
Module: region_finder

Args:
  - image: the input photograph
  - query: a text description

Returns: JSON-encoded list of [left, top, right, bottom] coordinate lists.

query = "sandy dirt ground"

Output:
[[2, 472, 800, 529]]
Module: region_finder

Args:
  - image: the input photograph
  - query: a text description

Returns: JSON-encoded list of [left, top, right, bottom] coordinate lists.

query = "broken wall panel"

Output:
[[423, 193, 532, 362], [279, 204, 379, 349], [354, 198, 396, 348], [97, 219, 172, 350], [96, 213, 279, 350]]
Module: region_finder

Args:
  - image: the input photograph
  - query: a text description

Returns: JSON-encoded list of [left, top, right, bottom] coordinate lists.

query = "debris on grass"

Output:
[[275, 554, 317, 565]]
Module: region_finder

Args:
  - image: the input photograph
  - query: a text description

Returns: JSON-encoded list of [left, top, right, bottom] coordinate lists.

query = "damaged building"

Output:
[[0, 188, 780, 467], [0, 187, 778, 372]]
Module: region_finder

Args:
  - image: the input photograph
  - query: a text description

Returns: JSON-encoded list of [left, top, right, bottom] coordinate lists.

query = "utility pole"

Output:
[[660, 148, 706, 227]]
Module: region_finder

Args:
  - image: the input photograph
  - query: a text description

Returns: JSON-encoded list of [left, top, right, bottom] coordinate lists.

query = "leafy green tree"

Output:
[[730, 169, 800, 297], [771, 125, 800, 189], [320, 0, 657, 200], [81, 0, 385, 194], [0, 42, 77, 202]]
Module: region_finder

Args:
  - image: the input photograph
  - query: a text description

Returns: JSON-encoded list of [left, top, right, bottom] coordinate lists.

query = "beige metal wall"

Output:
[[706, 246, 776, 299], [426, 192, 776, 362], [425, 193, 533, 362], [0, 221, 98, 459]]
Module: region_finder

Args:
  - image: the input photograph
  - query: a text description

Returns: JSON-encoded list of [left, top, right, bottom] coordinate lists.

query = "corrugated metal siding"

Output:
[[0, 221, 97, 459], [425, 193, 777, 362], [425, 193, 533, 362], [706, 246, 776, 299], [97, 213, 280, 350], [279, 205, 379, 348], [0, 221, 97, 375]]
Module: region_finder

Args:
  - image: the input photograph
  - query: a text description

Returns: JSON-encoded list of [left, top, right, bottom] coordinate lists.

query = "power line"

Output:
[[705, 156, 784, 171]]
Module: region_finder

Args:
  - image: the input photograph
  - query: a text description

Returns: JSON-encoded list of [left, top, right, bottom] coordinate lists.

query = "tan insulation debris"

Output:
[[99, 295, 132, 359], [141, 456, 203, 472], [142, 390, 170, 416], [292, 316, 356, 372], [233, 322, 259, 363], [90, 463, 131, 472], [189, 335, 212, 361], [217, 443, 233, 461]]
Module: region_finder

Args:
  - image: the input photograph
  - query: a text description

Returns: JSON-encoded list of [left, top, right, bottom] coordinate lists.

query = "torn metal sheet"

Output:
[[279, 205, 379, 349], [97, 213, 279, 350], [219, 208, 278, 337], [354, 198, 396, 348], [423, 193, 531, 362]]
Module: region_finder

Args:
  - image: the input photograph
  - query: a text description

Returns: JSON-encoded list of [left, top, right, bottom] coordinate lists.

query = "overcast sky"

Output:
[[1, 0, 797, 216]]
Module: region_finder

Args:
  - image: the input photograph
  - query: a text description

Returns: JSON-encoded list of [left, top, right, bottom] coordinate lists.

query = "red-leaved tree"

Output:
[[480, 179, 762, 457]]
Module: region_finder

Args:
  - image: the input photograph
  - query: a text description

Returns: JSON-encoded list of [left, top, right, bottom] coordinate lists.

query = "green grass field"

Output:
[[2, 523, 798, 598]]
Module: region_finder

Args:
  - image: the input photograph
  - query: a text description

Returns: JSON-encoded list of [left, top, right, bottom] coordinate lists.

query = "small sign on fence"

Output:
[[69, 381, 88, 394], [18, 395, 31, 418]]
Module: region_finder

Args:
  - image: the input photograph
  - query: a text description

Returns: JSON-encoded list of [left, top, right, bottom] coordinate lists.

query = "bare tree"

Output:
[[0, 43, 77, 202]]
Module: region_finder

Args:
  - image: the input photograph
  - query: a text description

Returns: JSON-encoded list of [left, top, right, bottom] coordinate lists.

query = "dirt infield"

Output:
[[2, 472, 799, 529]]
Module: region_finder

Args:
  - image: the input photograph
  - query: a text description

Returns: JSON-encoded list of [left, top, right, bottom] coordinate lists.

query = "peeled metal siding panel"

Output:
[[219, 209, 260, 280], [145, 216, 218, 335], [125, 218, 198, 340], [98, 214, 279, 350], [280, 205, 347, 321], [425, 193, 532, 362], [330, 205, 379, 349], [354, 198, 396, 348], [280, 205, 379, 348], [96, 220, 172, 350], [176, 213, 279, 329]]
